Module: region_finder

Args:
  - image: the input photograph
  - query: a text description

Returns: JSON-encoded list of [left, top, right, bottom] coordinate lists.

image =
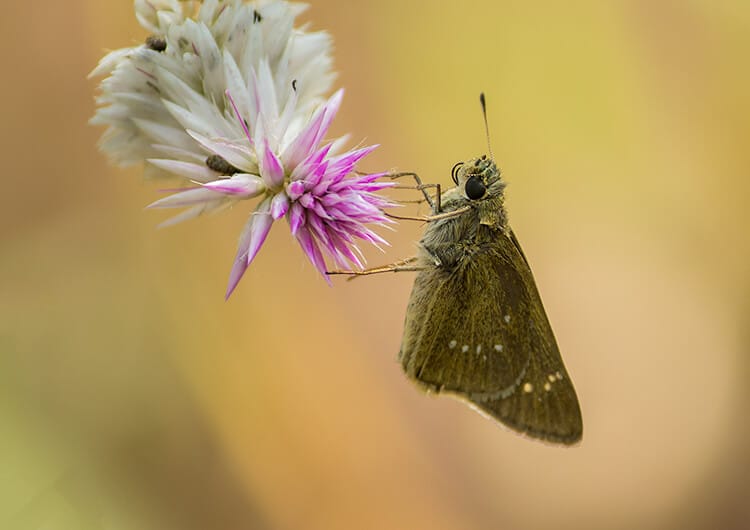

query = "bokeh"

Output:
[[1, 1, 749, 529]]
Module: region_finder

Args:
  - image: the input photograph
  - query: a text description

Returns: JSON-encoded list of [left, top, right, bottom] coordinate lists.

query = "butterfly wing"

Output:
[[399, 227, 582, 444]]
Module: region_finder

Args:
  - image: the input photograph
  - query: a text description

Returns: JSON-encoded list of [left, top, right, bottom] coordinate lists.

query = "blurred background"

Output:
[[1, 1, 749, 529]]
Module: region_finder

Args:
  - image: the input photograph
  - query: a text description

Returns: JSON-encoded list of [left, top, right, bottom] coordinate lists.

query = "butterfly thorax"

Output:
[[419, 156, 508, 269]]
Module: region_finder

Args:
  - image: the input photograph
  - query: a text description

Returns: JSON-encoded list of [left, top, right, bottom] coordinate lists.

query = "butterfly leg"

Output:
[[392, 197, 432, 205], [392, 184, 441, 206], [385, 205, 471, 223], [393, 183, 443, 211], [327, 256, 423, 278], [389, 172, 442, 212]]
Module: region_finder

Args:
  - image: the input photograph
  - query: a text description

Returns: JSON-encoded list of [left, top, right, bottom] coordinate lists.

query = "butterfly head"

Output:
[[451, 155, 505, 201]]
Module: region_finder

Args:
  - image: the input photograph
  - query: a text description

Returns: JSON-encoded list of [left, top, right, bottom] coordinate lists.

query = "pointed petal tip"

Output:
[[225, 259, 248, 300], [225, 279, 241, 300], [245, 208, 274, 266]]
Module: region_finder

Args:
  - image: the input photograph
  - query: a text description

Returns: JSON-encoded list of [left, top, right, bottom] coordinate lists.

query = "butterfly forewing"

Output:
[[400, 249, 532, 398], [399, 225, 582, 444]]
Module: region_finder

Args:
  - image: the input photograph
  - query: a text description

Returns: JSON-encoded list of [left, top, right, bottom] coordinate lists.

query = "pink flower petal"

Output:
[[282, 108, 326, 169], [226, 217, 254, 299], [260, 141, 285, 188], [299, 193, 314, 208], [282, 90, 343, 169], [270, 192, 290, 220], [226, 255, 249, 300], [203, 174, 264, 197], [311, 200, 332, 220], [286, 180, 305, 200], [307, 214, 332, 249], [328, 230, 364, 269], [312, 89, 343, 148], [327, 144, 377, 177], [296, 226, 331, 284], [289, 143, 333, 182], [225, 198, 274, 299], [288, 202, 305, 235], [245, 199, 274, 266], [312, 179, 330, 197], [354, 171, 390, 184], [320, 193, 345, 207]]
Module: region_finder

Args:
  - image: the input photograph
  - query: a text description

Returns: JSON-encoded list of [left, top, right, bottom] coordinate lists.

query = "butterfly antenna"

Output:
[[479, 92, 494, 161]]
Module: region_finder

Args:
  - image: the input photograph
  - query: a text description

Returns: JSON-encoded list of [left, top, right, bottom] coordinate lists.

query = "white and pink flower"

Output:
[[91, 1, 393, 297]]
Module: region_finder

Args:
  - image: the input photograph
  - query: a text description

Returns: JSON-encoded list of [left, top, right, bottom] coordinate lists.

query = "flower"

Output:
[[91, 0, 333, 170], [90, 1, 394, 297]]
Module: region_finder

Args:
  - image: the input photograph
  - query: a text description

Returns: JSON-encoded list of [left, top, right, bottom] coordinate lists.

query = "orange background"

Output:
[[1, 1, 749, 529]]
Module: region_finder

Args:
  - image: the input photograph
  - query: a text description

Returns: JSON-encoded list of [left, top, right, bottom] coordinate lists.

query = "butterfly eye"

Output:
[[465, 177, 486, 200], [451, 162, 464, 185]]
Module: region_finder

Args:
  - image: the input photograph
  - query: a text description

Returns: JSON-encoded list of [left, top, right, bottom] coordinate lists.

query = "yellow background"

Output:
[[1, 1, 749, 529]]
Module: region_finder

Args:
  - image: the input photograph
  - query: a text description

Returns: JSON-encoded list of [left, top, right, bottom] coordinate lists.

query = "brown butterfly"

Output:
[[332, 95, 582, 445]]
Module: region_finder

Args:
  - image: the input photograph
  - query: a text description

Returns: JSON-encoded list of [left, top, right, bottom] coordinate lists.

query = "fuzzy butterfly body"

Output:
[[398, 155, 583, 444]]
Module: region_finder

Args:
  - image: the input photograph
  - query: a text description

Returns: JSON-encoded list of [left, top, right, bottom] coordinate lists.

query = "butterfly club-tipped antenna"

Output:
[[479, 92, 494, 161], [387, 94, 496, 221]]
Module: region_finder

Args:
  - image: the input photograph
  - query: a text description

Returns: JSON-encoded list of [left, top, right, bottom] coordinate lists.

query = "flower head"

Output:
[[91, 1, 393, 297]]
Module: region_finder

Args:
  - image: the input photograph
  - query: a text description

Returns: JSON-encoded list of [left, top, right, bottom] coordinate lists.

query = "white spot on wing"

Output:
[[494, 344, 503, 352], [461, 345, 469, 353], [504, 314, 511, 323], [476, 345, 482, 354], [544, 382, 552, 391], [449, 340, 457, 349], [547, 374, 556, 383], [523, 382, 533, 393], [555, 371, 563, 380]]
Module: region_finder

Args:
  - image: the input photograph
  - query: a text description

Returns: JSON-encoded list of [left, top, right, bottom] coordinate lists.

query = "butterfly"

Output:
[[332, 95, 582, 445]]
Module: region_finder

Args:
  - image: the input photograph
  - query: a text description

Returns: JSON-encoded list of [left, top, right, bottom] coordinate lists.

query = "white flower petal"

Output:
[[198, 0, 222, 24], [186, 130, 256, 171], [256, 59, 280, 126], [151, 144, 206, 163], [147, 188, 219, 209], [147, 158, 217, 183], [159, 69, 235, 136], [190, 21, 225, 102], [88, 48, 132, 79], [222, 50, 254, 132], [157, 201, 222, 228], [132, 118, 194, 150], [163, 100, 222, 139]]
